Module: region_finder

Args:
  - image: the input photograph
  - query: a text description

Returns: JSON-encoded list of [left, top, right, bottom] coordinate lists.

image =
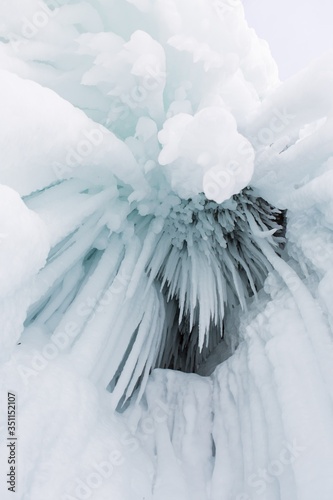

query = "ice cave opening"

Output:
[[151, 190, 286, 376]]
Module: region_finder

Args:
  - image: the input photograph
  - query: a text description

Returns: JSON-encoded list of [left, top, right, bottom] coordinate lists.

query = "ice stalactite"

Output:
[[21, 176, 284, 409]]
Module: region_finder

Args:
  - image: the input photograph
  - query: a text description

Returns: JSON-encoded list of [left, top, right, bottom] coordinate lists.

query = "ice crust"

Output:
[[0, 1, 333, 499]]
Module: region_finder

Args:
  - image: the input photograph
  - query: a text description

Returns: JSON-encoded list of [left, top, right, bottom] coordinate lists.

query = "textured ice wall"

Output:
[[0, 0, 280, 400], [0, 1, 333, 500]]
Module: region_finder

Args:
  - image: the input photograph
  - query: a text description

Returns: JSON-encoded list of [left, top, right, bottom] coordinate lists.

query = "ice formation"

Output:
[[0, 1, 333, 499]]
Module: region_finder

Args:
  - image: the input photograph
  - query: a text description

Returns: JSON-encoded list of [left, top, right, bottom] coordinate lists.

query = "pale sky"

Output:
[[242, 0, 333, 80]]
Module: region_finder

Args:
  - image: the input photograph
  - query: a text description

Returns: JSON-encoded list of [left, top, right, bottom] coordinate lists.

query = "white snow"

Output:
[[0, 70, 148, 198], [158, 107, 255, 203]]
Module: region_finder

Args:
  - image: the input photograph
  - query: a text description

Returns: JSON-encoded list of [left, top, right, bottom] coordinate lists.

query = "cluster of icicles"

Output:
[[0, 0, 284, 408], [24, 179, 283, 409]]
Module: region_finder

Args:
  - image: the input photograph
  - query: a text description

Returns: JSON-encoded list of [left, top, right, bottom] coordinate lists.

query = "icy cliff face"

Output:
[[1, 1, 333, 499], [0, 0, 281, 398]]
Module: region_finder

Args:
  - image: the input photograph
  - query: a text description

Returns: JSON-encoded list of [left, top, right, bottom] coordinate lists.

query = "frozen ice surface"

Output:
[[0, 1, 333, 499]]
